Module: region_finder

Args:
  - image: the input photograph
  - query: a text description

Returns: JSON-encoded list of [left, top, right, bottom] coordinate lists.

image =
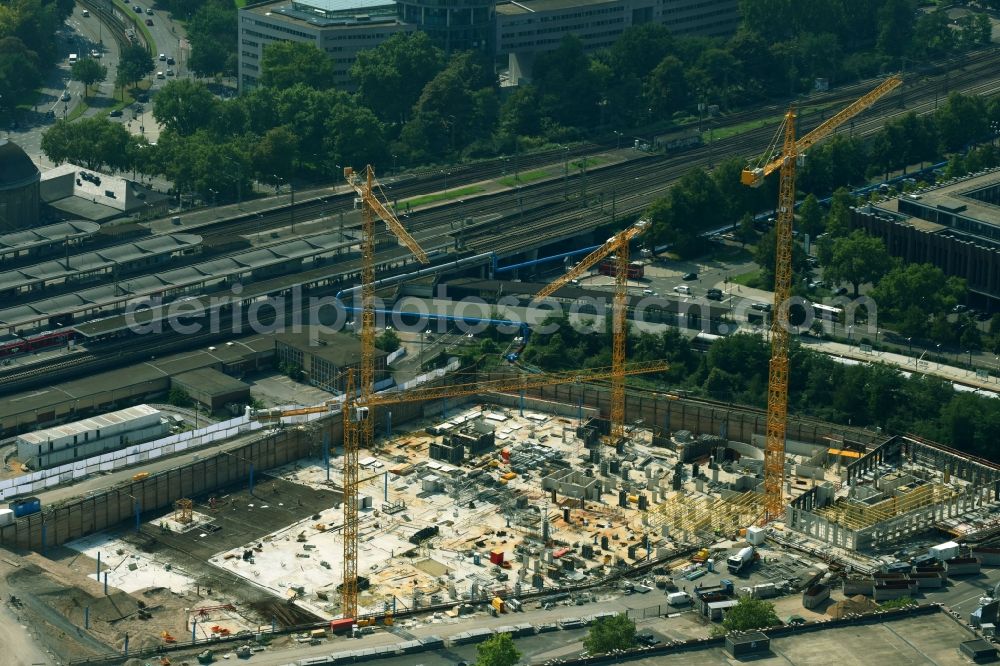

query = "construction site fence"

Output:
[[66, 599, 947, 666]]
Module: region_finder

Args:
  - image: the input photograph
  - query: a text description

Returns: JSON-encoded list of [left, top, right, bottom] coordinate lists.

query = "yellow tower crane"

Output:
[[740, 75, 901, 520], [534, 219, 649, 445], [340, 164, 429, 619]]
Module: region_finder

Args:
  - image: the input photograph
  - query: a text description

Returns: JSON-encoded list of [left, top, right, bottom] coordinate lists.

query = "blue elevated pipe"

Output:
[[493, 244, 602, 274]]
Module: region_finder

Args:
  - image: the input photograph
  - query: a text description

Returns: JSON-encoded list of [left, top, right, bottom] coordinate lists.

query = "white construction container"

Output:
[[746, 526, 766, 546], [929, 541, 960, 561], [0, 509, 13, 527]]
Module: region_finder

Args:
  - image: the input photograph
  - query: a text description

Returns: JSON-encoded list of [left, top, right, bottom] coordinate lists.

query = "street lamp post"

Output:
[[968, 349, 973, 372], [907, 337, 913, 362], [936, 344, 942, 368]]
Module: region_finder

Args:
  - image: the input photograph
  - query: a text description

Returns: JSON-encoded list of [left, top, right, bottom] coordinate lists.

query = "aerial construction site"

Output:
[[3, 76, 1000, 666]]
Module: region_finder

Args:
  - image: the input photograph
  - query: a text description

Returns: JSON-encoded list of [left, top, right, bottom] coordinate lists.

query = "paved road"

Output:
[[0, 599, 56, 666]]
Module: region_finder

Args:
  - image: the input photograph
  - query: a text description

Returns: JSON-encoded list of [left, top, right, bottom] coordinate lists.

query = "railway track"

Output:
[[3, 55, 1000, 392]]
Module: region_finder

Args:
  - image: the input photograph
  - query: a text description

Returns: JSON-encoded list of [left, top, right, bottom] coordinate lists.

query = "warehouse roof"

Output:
[[18, 404, 161, 445], [276, 331, 386, 366], [0, 220, 100, 254], [173, 368, 250, 397]]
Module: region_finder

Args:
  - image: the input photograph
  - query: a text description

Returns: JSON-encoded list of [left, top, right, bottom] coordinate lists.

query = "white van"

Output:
[[69, 53, 78, 64]]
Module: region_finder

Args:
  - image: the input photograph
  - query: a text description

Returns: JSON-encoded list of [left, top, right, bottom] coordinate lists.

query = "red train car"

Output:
[[597, 260, 644, 279], [0, 329, 76, 359]]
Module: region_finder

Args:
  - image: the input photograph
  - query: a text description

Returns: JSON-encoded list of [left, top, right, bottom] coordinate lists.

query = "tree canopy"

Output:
[[715, 596, 780, 635], [824, 230, 893, 296], [583, 613, 636, 654], [475, 632, 520, 666]]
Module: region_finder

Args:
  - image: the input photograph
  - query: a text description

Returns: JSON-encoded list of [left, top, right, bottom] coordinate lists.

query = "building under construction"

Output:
[[786, 435, 1000, 551]]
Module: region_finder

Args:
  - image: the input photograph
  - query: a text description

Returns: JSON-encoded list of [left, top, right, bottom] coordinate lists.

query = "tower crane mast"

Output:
[[535, 219, 649, 444], [741, 76, 901, 520], [340, 165, 429, 619]]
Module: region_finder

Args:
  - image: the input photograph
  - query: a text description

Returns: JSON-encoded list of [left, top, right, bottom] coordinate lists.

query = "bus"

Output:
[[811, 302, 845, 324], [598, 260, 644, 279]]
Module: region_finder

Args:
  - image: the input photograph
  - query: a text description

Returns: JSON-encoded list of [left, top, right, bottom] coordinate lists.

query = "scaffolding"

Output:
[[175, 498, 193, 524], [653, 491, 765, 543]]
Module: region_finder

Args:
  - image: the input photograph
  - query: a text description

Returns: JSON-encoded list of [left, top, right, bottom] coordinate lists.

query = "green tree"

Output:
[[375, 329, 401, 353], [877, 0, 916, 59], [753, 227, 810, 290], [583, 613, 635, 654], [824, 230, 893, 297], [152, 79, 218, 136], [253, 126, 299, 184], [716, 596, 780, 634], [475, 632, 520, 666], [735, 212, 756, 247], [825, 187, 854, 237], [70, 57, 107, 97], [351, 32, 445, 124], [0, 37, 41, 108], [168, 387, 193, 407], [797, 194, 823, 240], [870, 263, 966, 335], [911, 9, 956, 59], [646, 55, 689, 118], [187, 0, 237, 77], [41, 116, 136, 172], [533, 35, 602, 128], [116, 42, 154, 93], [260, 41, 335, 90]]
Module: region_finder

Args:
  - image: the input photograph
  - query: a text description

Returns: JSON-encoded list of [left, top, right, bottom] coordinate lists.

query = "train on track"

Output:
[[0, 329, 76, 361]]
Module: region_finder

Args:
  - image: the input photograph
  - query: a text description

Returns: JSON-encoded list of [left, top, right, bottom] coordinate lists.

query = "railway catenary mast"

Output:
[[740, 75, 902, 520]]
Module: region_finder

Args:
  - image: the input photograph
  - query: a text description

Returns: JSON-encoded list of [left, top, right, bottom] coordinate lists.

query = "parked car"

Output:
[[146, 7, 153, 14], [109, 109, 123, 117], [145, 18, 153, 25], [166, 56, 175, 65], [751, 302, 771, 312], [133, 5, 142, 12], [834, 286, 848, 296], [159, 53, 166, 61]]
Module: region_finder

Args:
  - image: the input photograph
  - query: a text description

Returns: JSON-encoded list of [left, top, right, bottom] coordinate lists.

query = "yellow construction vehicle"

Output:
[[741, 75, 902, 520]]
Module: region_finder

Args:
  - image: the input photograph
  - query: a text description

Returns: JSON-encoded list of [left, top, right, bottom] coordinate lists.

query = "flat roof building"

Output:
[[16, 404, 168, 470], [852, 168, 1000, 305], [497, 0, 739, 82], [238, 0, 414, 90], [275, 330, 388, 392], [171, 368, 252, 412], [238, 0, 740, 91]]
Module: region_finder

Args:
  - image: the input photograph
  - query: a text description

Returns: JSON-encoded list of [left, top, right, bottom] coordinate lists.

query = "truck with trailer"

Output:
[[727, 546, 757, 574]]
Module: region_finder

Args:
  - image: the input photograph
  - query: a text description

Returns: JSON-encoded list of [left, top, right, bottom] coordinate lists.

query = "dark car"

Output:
[[133, 5, 142, 12], [977, 310, 993, 321], [145, 18, 153, 25], [166, 56, 175, 65], [636, 633, 661, 646], [834, 286, 848, 296], [109, 109, 123, 117], [706, 288, 723, 301], [751, 302, 772, 312], [682, 272, 697, 281]]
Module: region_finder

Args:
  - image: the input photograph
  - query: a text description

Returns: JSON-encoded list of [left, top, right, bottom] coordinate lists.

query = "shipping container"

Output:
[[329, 618, 354, 634], [489, 549, 505, 565], [10, 497, 41, 518], [929, 541, 960, 561], [0, 509, 14, 527]]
